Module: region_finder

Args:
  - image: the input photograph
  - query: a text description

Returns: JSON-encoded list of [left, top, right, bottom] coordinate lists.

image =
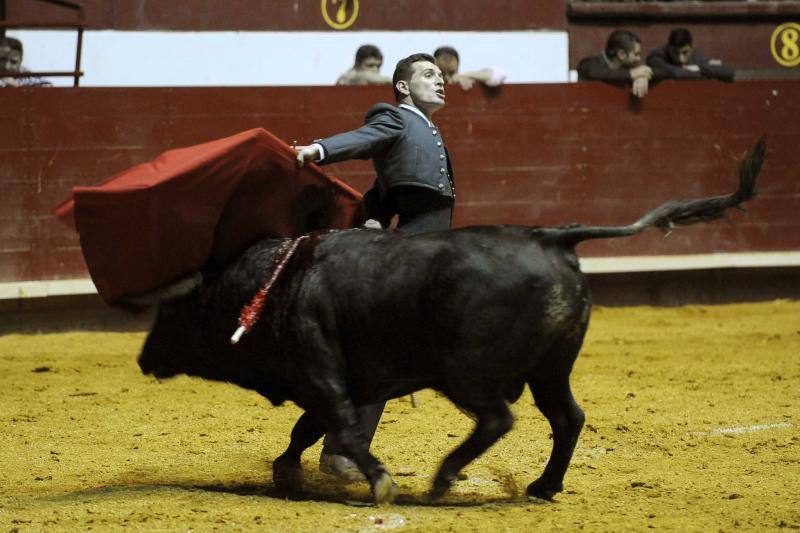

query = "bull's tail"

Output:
[[541, 136, 766, 247]]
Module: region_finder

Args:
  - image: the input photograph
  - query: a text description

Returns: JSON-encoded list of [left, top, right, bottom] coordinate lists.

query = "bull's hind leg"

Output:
[[430, 400, 514, 500], [527, 368, 585, 500], [272, 412, 326, 492]]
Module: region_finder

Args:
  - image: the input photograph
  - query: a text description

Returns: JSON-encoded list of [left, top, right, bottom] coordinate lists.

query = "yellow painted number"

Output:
[[771, 22, 800, 67], [321, 0, 359, 30]]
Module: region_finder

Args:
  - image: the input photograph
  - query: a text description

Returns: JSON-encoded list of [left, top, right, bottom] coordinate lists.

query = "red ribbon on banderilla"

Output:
[[230, 235, 309, 344]]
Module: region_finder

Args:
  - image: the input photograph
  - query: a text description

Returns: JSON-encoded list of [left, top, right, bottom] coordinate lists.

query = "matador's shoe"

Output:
[[319, 451, 366, 482]]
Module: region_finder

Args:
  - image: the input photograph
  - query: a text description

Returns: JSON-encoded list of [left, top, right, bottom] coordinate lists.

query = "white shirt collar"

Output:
[[399, 103, 434, 127]]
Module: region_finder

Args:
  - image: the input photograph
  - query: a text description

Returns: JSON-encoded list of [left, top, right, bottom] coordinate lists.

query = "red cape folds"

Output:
[[53, 128, 364, 304]]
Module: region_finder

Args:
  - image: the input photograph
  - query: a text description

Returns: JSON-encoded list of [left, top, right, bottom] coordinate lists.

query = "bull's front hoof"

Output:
[[372, 471, 398, 505], [272, 456, 303, 492], [428, 477, 452, 502], [526, 478, 562, 501]]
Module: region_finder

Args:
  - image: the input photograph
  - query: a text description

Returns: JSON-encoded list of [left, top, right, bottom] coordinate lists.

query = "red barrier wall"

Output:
[[1, 80, 798, 284]]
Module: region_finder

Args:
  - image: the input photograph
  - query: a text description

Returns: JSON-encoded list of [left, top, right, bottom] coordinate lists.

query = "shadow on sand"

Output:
[[39, 470, 551, 509]]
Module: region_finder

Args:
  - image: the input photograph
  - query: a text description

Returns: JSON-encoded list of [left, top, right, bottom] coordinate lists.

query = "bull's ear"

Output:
[[115, 272, 203, 312]]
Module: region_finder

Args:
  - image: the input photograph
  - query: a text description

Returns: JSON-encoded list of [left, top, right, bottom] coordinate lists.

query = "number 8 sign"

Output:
[[771, 22, 800, 68]]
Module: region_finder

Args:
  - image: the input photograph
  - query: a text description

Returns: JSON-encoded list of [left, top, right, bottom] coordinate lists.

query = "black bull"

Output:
[[137, 139, 764, 504]]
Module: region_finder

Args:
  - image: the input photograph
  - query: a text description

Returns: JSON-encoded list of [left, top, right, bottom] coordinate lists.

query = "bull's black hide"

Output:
[[138, 138, 764, 504]]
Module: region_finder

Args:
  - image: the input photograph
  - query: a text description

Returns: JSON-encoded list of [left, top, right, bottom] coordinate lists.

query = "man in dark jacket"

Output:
[[577, 29, 658, 98], [294, 52, 454, 480], [646, 28, 734, 82]]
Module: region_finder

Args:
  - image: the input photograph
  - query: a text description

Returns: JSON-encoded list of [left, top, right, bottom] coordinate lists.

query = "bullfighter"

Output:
[[294, 52, 456, 480]]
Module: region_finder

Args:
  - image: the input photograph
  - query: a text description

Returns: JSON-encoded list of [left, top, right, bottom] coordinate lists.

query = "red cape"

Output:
[[54, 128, 364, 304]]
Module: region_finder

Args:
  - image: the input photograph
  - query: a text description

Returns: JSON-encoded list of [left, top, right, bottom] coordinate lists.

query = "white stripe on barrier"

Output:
[[0, 278, 97, 300], [579, 251, 800, 273]]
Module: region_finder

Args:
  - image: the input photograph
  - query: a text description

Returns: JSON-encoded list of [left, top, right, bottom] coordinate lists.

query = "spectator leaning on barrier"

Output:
[[577, 29, 660, 98], [336, 44, 391, 86], [433, 46, 506, 92], [0, 37, 51, 87], [646, 28, 734, 82], [0, 38, 16, 87]]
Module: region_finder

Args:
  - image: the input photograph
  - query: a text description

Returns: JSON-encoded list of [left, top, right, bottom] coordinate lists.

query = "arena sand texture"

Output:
[[1, 300, 798, 532]]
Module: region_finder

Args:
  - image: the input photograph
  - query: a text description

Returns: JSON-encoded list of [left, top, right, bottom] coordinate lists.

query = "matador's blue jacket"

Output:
[[317, 103, 455, 200]]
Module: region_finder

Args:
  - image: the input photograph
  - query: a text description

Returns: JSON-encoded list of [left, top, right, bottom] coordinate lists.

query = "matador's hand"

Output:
[[294, 145, 320, 167]]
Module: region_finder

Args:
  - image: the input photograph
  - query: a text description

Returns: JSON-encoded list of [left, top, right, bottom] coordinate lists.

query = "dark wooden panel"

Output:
[[587, 267, 800, 307], [4, 0, 566, 31], [1, 80, 799, 284], [568, 1, 800, 21]]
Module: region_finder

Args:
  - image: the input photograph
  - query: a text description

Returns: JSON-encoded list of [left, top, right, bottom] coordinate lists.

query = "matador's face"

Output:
[[407, 60, 446, 112]]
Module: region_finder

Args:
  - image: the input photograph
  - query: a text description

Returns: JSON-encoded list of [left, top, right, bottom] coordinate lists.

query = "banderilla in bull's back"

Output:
[[135, 137, 765, 504]]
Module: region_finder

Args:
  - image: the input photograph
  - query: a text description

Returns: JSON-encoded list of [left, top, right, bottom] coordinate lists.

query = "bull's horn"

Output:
[[116, 272, 203, 310]]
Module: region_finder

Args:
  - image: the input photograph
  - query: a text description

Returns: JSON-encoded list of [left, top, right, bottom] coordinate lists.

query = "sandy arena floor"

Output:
[[1, 300, 798, 532]]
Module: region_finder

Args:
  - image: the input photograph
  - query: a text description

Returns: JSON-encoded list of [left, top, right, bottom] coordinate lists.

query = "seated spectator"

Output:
[[577, 29, 658, 98], [0, 37, 51, 87], [336, 44, 391, 86], [647, 28, 734, 82], [433, 46, 506, 92]]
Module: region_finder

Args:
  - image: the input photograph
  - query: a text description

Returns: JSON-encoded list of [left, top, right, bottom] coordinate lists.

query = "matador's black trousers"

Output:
[[322, 186, 453, 457]]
